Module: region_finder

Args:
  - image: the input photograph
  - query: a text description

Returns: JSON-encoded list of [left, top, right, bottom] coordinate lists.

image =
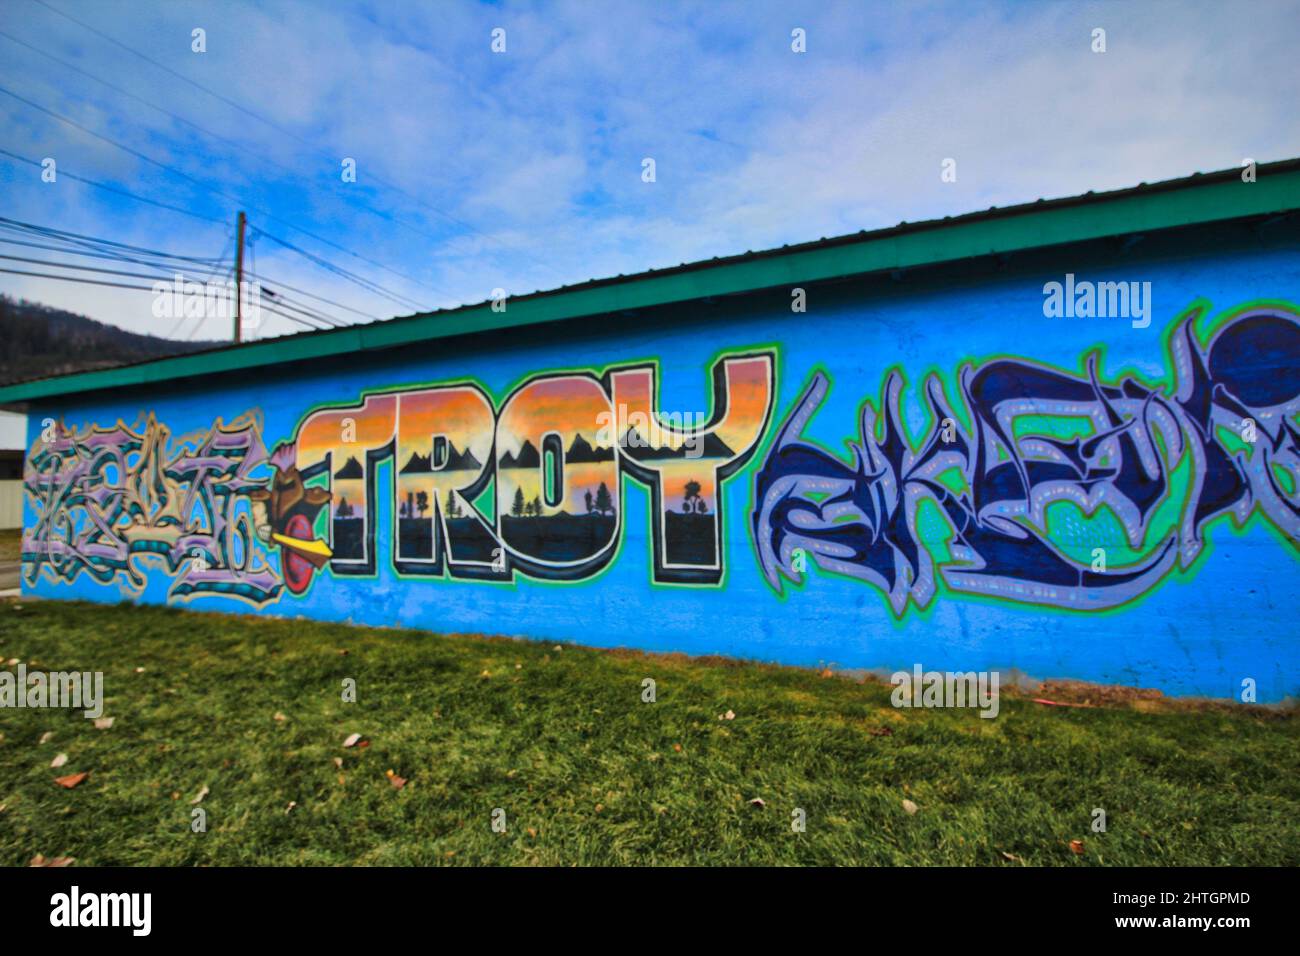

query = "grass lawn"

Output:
[[0, 597, 1296, 866]]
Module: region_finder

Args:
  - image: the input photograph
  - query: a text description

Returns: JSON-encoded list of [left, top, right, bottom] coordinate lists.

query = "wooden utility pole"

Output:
[[233, 210, 247, 343]]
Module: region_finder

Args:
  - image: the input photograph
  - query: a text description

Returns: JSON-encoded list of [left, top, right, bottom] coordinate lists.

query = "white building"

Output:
[[0, 409, 26, 529]]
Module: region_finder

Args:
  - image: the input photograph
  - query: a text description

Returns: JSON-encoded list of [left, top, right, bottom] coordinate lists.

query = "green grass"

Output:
[[1, 598, 1296, 866]]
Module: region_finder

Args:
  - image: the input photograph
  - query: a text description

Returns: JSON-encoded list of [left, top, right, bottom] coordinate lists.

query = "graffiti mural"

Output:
[[753, 306, 1300, 614], [21, 350, 776, 596], [288, 350, 775, 586], [21, 304, 1298, 623], [21, 413, 304, 604]]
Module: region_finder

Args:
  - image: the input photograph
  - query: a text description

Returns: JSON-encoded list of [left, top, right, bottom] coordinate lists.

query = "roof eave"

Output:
[[3, 160, 1299, 405]]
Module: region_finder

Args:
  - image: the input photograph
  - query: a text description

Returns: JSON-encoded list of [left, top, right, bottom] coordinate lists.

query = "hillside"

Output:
[[0, 295, 222, 386]]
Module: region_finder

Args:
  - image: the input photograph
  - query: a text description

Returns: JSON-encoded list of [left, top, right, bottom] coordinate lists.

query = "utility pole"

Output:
[[233, 210, 247, 343]]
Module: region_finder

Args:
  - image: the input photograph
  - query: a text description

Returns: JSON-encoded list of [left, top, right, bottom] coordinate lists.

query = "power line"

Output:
[[168, 258, 230, 341], [0, 147, 226, 225], [0, 214, 368, 332], [248, 227, 420, 312], [0, 84, 435, 310], [0, 265, 163, 291], [0, 219, 232, 293], [243, 273, 381, 321], [0, 266, 343, 335], [257, 290, 346, 329], [0, 27, 500, 267], [0, 215, 226, 263], [0, 235, 222, 268], [0, 253, 219, 284], [0, 174, 364, 330], [0, 218, 230, 285], [257, 302, 338, 332], [0, 234, 225, 277], [28, 0, 565, 281]]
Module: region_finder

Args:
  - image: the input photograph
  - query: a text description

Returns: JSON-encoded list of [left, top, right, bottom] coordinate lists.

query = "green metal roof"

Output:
[[3, 158, 1299, 404]]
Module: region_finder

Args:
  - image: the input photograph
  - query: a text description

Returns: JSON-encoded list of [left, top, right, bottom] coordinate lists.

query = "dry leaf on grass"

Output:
[[870, 726, 894, 737], [54, 772, 88, 789], [273, 712, 287, 723], [1000, 850, 1023, 863], [30, 854, 74, 867], [332, 757, 343, 769], [50, 753, 68, 769], [1069, 839, 1086, 855], [93, 717, 114, 730], [748, 797, 766, 808], [385, 769, 407, 789], [718, 710, 736, 721], [902, 799, 919, 815], [1033, 698, 1092, 709], [285, 801, 297, 814], [38, 731, 54, 745], [190, 785, 210, 805], [342, 733, 366, 748]]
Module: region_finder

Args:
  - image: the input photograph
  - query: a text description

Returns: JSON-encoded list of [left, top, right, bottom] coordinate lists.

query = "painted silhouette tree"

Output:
[[594, 482, 613, 516], [336, 497, 354, 519], [445, 489, 460, 518], [530, 496, 542, 517], [683, 479, 701, 513], [415, 490, 429, 518], [511, 486, 525, 517], [584, 489, 594, 514]]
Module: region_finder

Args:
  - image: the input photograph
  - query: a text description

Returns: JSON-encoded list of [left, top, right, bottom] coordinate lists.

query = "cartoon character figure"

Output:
[[248, 443, 333, 594]]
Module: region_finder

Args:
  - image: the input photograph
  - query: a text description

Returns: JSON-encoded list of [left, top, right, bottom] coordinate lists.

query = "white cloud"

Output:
[[1, 0, 1297, 339]]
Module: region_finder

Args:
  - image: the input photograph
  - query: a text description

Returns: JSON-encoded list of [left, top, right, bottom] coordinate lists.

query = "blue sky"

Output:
[[2, 0, 1299, 340]]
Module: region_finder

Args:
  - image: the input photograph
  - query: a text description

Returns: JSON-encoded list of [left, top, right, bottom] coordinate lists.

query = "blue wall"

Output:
[[21, 237, 1300, 702]]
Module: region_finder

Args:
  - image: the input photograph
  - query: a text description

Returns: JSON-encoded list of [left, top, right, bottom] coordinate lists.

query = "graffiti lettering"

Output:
[[753, 306, 1300, 612], [284, 350, 775, 587], [22, 414, 284, 603]]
